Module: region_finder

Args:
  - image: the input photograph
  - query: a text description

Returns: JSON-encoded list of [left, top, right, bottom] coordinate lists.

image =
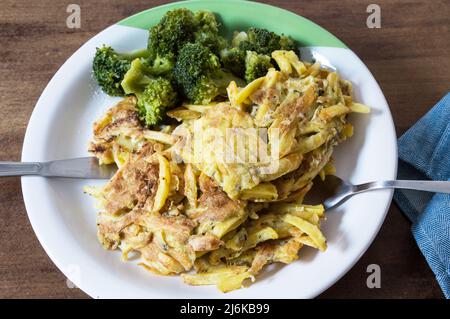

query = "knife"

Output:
[[0, 157, 116, 179]]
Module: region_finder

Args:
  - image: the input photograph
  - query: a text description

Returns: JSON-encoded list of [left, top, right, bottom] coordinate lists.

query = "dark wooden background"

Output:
[[0, 0, 448, 298]]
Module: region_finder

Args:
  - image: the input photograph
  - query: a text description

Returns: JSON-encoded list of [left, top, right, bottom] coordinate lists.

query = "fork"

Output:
[[308, 175, 450, 210]]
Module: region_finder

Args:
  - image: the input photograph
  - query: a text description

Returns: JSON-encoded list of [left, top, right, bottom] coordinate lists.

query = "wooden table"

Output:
[[0, 0, 448, 299]]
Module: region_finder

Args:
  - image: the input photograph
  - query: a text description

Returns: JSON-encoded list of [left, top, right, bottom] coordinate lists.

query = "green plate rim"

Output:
[[117, 0, 347, 49]]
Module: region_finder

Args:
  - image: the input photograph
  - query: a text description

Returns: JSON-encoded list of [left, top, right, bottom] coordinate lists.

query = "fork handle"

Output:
[[0, 161, 42, 176], [355, 180, 450, 194]]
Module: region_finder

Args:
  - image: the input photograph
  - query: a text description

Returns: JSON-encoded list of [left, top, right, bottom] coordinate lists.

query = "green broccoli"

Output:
[[231, 31, 249, 48], [92, 46, 150, 96], [173, 42, 243, 105], [144, 53, 175, 76], [279, 35, 297, 52], [237, 27, 297, 55], [219, 47, 246, 78], [219, 28, 298, 82], [146, 8, 227, 75], [193, 10, 227, 54], [244, 51, 273, 83], [147, 8, 196, 68], [137, 77, 179, 127], [121, 59, 179, 127]]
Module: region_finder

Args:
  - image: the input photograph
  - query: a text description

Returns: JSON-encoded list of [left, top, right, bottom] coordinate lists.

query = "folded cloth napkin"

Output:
[[393, 92, 450, 298]]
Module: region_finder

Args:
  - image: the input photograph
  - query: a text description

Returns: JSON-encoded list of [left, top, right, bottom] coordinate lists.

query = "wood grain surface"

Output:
[[0, 0, 448, 299]]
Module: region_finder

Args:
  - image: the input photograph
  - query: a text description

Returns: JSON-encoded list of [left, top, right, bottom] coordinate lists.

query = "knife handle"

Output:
[[0, 161, 42, 176]]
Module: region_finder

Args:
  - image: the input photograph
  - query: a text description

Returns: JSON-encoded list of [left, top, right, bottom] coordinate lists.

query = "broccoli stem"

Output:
[[121, 58, 154, 97]]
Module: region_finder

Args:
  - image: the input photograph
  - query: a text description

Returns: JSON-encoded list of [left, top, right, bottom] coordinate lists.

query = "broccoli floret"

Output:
[[121, 58, 153, 95], [92, 46, 149, 96], [173, 42, 243, 104], [279, 35, 297, 52], [121, 58, 179, 126], [219, 47, 246, 78], [138, 77, 179, 127], [238, 27, 297, 55], [146, 9, 227, 74], [231, 31, 249, 48], [193, 10, 227, 54], [221, 49, 273, 83], [244, 51, 273, 83], [219, 28, 297, 82], [147, 8, 196, 65], [144, 52, 175, 76]]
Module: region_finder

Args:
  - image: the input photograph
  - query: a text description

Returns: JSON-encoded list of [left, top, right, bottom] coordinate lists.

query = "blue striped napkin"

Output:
[[393, 92, 450, 298]]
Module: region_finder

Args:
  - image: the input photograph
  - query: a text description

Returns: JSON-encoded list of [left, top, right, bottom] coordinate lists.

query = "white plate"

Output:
[[21, 0, 397, 299]]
